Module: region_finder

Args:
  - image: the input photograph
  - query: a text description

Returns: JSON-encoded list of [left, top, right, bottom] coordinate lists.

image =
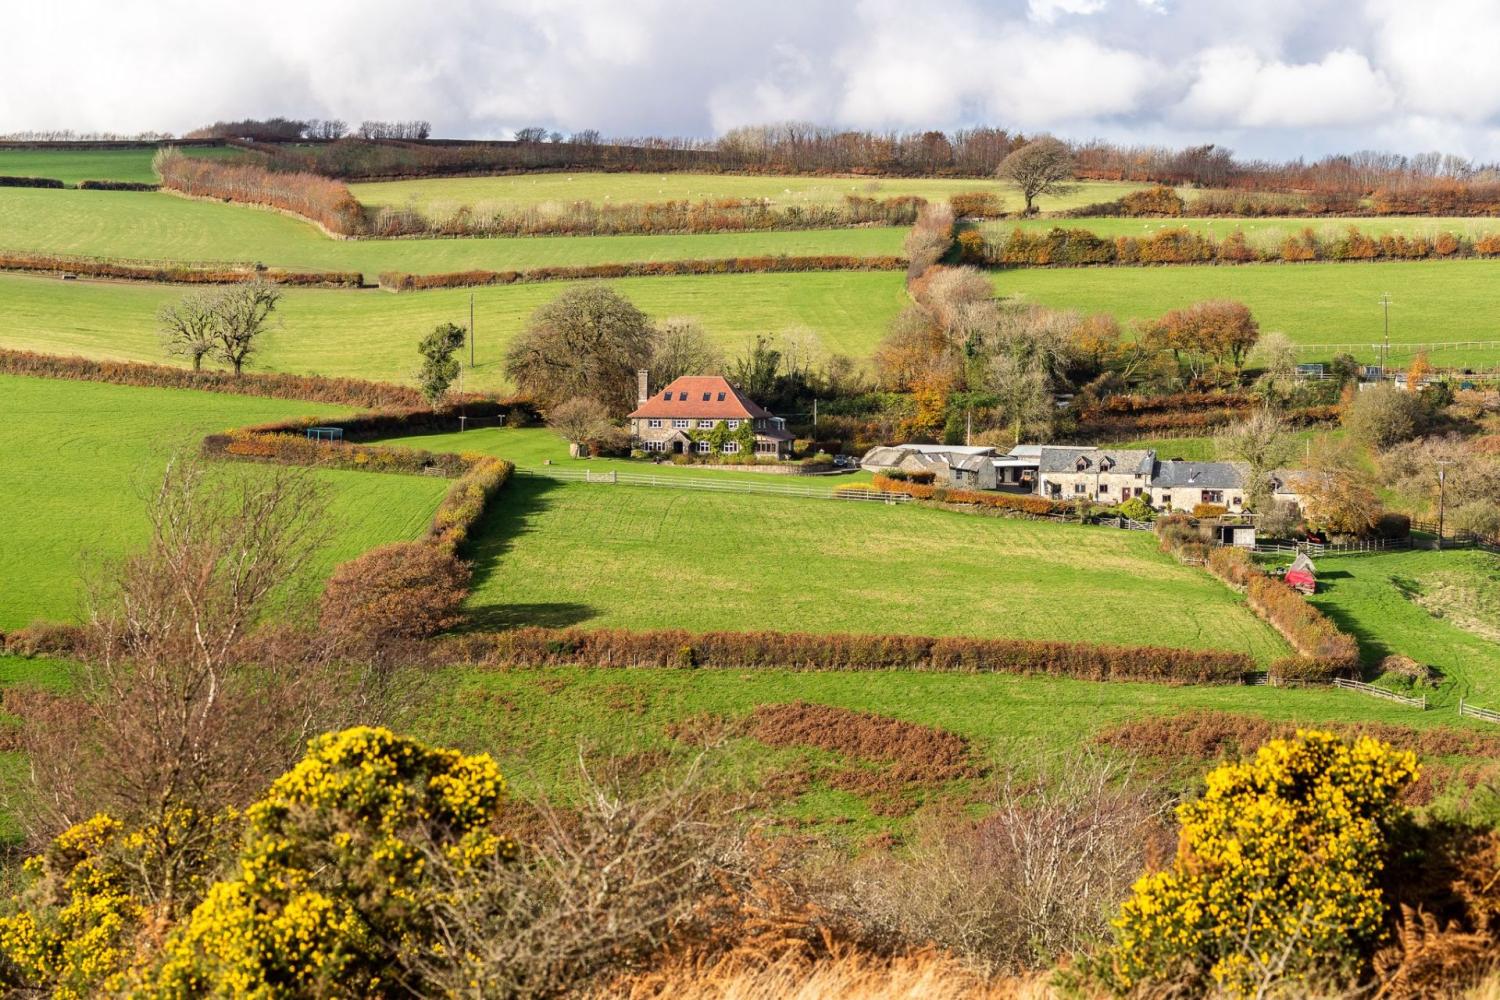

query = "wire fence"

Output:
[[518, 467, 911, 503]]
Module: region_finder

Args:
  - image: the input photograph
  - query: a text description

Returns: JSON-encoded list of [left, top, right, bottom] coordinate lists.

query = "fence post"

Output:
[[1460, 697, 1465, 718]]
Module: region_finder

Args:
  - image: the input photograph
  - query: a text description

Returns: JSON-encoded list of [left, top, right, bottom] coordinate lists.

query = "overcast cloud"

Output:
[[2, 0, 1497, 160]]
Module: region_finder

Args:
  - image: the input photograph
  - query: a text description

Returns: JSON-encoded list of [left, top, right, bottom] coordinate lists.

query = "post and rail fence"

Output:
[[518, 466, 912, 503], [1332, 677, 1427, 710], [1459, 699, 1500, 725]]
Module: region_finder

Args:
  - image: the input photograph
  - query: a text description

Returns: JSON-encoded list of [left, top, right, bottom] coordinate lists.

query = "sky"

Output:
[[3, 0, 1499, 161]]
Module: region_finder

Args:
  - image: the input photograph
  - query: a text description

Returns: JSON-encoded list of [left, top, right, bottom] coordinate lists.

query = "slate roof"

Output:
[[628, 376, 774, 420], [1038, 447, 1155, 476], [1150, 460, 1249, 489]]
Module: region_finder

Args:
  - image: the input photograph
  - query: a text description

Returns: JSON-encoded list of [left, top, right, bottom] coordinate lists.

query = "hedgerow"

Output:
[[861, 475, 1071, 515], [438, 626, 1254, 683], [0, 175, 63, 188], [1103, 731, 1418, 996], [377, 254, 906, 291], [0, 349, 429, 409], [1248, 574, 1360, 667], [367, 194, 923, 239], [76, 180, 160, 191], [0, 250, 361, 287], [155, 147, 367, 236]]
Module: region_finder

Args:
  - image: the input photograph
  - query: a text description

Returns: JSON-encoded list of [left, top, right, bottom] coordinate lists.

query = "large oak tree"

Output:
[[503, 284, 657, 414]]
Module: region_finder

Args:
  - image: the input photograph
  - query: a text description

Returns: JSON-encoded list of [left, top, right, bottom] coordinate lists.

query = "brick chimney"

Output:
[[637, 369, 649, 404]]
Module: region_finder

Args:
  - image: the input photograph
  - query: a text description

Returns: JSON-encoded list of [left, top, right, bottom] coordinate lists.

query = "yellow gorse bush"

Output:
[[1105, 730, 1417, 997], [0, 727, 512, 999]]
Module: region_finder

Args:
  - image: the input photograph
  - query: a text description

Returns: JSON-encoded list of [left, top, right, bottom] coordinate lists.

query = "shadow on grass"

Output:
[[465, 602, 597, 630]]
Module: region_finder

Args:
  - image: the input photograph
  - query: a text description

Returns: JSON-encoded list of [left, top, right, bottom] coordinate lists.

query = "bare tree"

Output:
[[394, 756, 738, 999], [1215, 408, 1299, 511], [514, 126, 549, 143], [650, 317, 724, 386], [157, 290, 220, 371], [211, 279, 280, 376], [986, 352, 1053, 445], [546, 396, 617, 457], [503, 284, 657, 414], [996, 137, 1078, 215], [7, 455, 374, 916]]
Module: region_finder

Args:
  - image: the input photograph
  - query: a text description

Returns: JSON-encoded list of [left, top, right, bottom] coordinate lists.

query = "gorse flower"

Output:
[[1104, 730, 1418, 997]]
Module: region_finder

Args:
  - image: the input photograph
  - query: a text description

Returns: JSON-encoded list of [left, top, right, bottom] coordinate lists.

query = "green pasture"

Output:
[[350, 174, 1149, 216], [0, 270, 905, 391], [0, 188, 908, 272], [365, 425, 873, 487], [458, 477, 1290, 662], [987, 215, 1500, 247], [997, 259, 1500, 368], [0, 375, 447, 630], [0, 145, 239, 186]]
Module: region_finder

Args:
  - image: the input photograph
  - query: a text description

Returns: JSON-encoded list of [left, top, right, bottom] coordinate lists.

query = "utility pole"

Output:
[[1436, 459, 1452, 550], [1378, 292, 1392, 376], [812, 398, 818, 427], [469, 292, 475, 368]]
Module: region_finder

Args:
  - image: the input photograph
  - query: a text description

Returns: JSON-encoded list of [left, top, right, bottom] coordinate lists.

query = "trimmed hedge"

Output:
[[203, 431, 473, 478], [436, 626, 1254, 684], [377, 254, 906, 291], [229, 400, 537, 441], [77, 180, 160, 191], [0, 349, 433, 409], [865, 475, 1070, 515], [0, 175, 63, 188], [0, 251, 362, 287]]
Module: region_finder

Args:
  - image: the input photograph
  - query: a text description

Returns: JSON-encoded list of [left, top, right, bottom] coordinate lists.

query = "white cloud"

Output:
[[1175, 47, 1395, 128], [2, 0, 1500, 159], [1027, 0, 1108, 24]]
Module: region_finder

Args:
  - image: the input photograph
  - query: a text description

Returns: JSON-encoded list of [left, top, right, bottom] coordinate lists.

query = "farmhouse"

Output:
[[1037, 448, 1155, 503], [1150, 461, 1250, 513], [627, 371, 793, 457]]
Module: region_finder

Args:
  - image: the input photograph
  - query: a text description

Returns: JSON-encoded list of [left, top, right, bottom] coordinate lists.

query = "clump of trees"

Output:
[[157, 280, 281, 375], [547, 396, 622, 457], [503, 284, 657, 414]]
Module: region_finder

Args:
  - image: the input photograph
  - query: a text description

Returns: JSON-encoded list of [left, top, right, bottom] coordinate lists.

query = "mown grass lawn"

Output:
[[996, 259, 1500, 369], [351, 175, 1149, 215], [0, 188, 909, 272], [0, 270, 907, 392], [460, 478, 1290, 662], [0, 375, 448, 630], [0, 145, 241, 186]]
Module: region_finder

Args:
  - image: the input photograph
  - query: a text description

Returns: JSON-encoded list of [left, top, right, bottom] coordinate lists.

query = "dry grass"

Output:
[[601, 948, 1060, 999]]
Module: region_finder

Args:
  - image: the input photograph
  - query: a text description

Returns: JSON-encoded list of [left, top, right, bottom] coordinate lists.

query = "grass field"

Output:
[[0, 146, 239, 186], [350, 174, 1150, 216], [365, 425, 873, 487], [0, 188, 909, 272], [1296, 550, 1500, 705], [416, 663, 1500, 832], [0, 375, 448, 630], [997, 259, 1500, 368], [0, 270, 906, 390], [459, 477, 1290, 661], [989, 215, 1500, 245]]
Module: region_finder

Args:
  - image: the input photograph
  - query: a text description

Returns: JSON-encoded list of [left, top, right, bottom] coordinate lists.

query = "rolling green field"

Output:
[[997, 259, 1500, 368], [0, 145, 240, 186], [351, 174, 1150, 215], [0, 375, 448, 630], [1299, 550, 1500, 705], [0, 188, 908, 272], [990, 215, 1500, 245], [459, 477, 1290, 661], [0, 270, 905, 390]]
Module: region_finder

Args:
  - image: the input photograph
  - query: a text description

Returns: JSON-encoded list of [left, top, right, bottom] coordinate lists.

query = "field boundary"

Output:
[[520, 466, 908, 502], [1333, 678, 1427, 709], [1459, 699, 1500, 724]]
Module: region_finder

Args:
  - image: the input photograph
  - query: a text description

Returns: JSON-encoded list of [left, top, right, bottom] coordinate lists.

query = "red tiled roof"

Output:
[[627, 375, 775, 420]]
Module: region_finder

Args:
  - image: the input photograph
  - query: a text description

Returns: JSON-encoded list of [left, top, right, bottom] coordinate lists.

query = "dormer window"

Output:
[[1099, 457, 1114, 472], [1075, 456, 1089, 472]]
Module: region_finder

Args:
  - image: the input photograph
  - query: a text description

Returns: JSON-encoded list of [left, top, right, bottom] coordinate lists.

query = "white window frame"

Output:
[[755, 440, 776, 454], [672, 419, 689, 429], [647, 418, 662, 429], [643, 440, 664, 452], [722, 441, 740, 454], [726, 419, 741, 429], [1073, 483, 1086, 495], [697, 419, 718, 429], [695, 440, 712, 454]]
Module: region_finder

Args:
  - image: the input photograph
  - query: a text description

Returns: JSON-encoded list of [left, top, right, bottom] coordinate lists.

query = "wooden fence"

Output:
[[1459, 699, 1500, 724], [1332, 677, 1427, 709], [520, 467, 912, 503], [1411, 520, 1500, 555], [1251, 537, 1413, 557]]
